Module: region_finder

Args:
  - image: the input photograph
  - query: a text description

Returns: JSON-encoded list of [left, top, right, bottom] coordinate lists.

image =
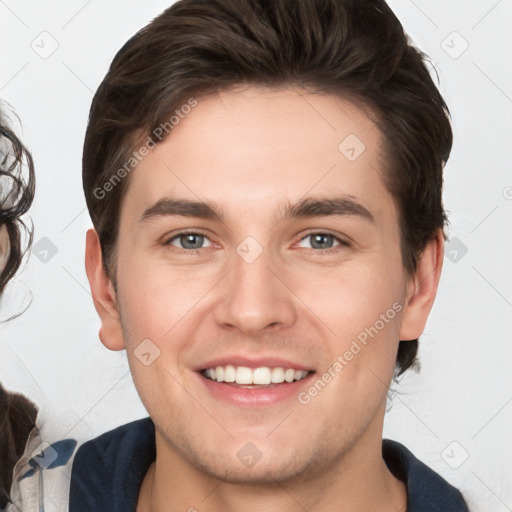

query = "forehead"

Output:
[[122, 86, 395, 225]]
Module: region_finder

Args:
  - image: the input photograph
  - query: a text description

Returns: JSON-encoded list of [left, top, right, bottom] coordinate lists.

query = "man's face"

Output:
[[113, 86, 411, 482]]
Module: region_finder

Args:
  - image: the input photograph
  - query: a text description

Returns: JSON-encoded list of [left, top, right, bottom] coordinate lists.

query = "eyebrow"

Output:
[[139, 195, 375, 225]]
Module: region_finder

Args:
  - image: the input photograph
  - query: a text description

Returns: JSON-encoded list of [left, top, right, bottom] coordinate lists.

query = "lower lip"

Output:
[[196, 371, 315, 407]]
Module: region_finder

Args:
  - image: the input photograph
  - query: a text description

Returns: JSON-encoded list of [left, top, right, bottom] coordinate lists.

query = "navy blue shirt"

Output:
[[69, 417, 469, 511]]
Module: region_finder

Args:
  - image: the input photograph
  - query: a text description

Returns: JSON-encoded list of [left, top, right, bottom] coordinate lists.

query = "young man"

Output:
[[70, 0, 469, 510]]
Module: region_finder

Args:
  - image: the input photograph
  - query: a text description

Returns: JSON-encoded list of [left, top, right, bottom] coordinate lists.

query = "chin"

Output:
[[195, 457, 313, 486], [176, 435, 328, 486]]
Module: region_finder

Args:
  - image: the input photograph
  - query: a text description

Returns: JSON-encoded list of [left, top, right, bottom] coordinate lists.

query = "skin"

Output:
[[86, 85, 444, 512], [0, 224, 9, 281]]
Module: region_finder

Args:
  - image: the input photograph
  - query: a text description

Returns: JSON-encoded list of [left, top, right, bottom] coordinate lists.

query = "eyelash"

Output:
[[163, 229, 350, 255], [300, 230, 351, 254], [163, 230, 212, 255]]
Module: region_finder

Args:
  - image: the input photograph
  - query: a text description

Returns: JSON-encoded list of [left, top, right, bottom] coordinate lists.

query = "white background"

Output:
[[0, 1, 511, 511]]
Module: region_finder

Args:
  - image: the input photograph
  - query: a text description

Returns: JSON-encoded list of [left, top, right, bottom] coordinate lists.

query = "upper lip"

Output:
[[194, 355, 314, 372]]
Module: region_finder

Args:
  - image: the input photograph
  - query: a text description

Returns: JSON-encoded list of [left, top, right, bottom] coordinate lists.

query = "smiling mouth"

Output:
[[200, 365, 312, 387]]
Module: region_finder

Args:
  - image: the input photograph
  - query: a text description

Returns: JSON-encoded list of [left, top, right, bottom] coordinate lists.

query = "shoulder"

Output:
[[383, 439, 469, 512], [69, 417, 155, 512], [71, 417, 155, 471]]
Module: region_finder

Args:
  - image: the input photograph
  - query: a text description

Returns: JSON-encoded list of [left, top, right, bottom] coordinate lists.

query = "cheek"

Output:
[[294, 259, 405, 380], [297, 260, 403, 332], [116, 255, 214, 342]]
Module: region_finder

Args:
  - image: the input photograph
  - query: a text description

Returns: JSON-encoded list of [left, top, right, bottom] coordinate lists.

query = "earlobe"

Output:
[[85, 228, 125, 351], [399, 229, 444, 341]]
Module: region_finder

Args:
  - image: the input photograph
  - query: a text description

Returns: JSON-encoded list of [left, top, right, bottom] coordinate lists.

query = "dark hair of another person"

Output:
[[81, 0, 453, 376], [0, 110, 35, 294]]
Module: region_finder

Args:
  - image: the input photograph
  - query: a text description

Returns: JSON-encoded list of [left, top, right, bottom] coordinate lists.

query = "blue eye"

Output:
[[166, 232, 212, 251], [297, 232, 348, 253]]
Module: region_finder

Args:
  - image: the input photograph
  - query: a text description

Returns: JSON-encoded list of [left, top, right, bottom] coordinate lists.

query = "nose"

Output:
[[213, 241, 297, 336]]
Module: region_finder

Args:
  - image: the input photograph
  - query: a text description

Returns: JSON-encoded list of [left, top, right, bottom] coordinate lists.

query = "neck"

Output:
[[137, 412, 407, 512]]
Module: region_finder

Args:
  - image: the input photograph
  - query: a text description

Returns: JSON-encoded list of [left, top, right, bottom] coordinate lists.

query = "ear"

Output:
[[399, 229, 444, 341], [85, 228, 125, 351]]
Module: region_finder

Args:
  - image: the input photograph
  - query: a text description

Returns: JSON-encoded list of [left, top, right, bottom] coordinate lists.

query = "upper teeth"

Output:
[[203, 365, 310, 385]]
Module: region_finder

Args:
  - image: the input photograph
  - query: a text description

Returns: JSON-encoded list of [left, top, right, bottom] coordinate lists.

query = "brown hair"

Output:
[[0, 105, 35, 295], [82, 0, 453, 375]]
